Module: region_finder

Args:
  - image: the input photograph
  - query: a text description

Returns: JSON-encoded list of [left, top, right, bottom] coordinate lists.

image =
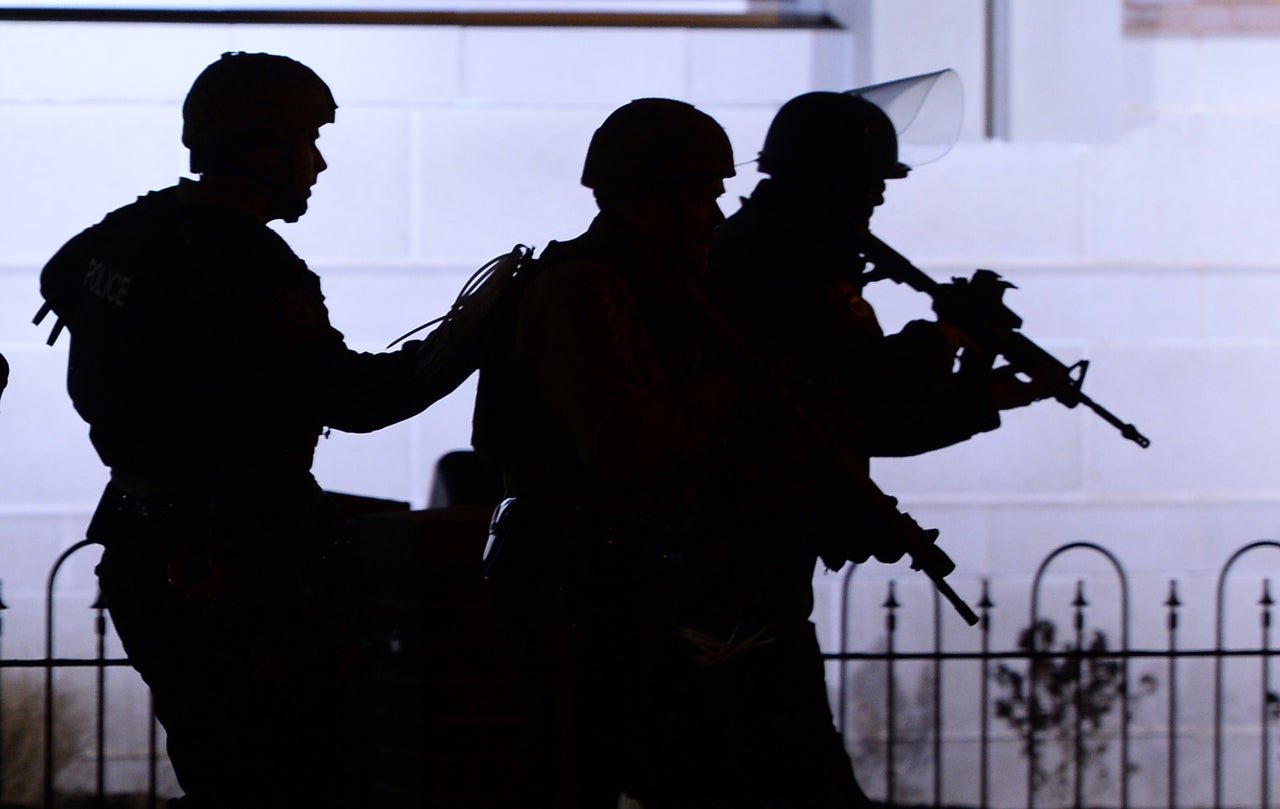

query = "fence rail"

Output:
[[3, 538, 1280, 808]]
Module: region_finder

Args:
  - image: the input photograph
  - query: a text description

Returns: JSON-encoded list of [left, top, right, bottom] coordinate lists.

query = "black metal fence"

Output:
[[0, 538, 160, 809], [3, 538, 1280, 808], [831, 540, 1280, 809]]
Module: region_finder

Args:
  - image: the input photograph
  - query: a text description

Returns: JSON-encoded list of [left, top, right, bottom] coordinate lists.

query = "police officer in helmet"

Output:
[[182, 51, 337, 225], [758, 91, 908, 235], [701, 89, 1043, 807], [472, 98, 742, 808], [38, 52, 474, 808], [579, 98, 735, 268]]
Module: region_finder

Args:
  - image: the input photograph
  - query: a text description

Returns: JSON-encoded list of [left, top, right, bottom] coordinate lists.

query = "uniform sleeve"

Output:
[[761, 291, 999, 459], [708, 203, 1000, 460], [517, 262, 732, 485], [261, 270, 478, 435], [854, 320, 1001, 457]]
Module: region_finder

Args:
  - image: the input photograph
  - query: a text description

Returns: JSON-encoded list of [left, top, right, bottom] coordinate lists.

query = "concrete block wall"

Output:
[[0, 19, 852, 659], [0, 7, 1275, 636], [0, 1, 1275, 801]]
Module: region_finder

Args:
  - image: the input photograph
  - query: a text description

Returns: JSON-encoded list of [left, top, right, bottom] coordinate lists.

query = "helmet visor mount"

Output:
[[850, 68, 964, 172]]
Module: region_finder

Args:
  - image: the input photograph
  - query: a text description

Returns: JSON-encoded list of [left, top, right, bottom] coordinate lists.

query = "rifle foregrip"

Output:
[[901, 523, 954, 578]]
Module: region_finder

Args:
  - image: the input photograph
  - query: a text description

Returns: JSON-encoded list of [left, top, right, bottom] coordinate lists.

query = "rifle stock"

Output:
[[860, 234, 1150, 449]]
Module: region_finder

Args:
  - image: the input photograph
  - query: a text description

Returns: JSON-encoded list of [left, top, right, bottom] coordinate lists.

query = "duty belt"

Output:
[[489, 495, 706, 572]]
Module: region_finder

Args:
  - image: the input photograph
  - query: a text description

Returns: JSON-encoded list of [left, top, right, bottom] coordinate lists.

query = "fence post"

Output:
[[1259, 579, 1272, 809], [1072, 581, 1088, 809], [884, 580, 899, 805], [979, 579, 993, 809], [932, 588, 944, 808], [92, 589, 107, 807], [1165, 579, 1180, 809], [0, 579, 7, 806]]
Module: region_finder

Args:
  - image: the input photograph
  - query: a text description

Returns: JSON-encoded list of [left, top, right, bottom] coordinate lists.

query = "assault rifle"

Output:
[[860, 234, 1150, 449]]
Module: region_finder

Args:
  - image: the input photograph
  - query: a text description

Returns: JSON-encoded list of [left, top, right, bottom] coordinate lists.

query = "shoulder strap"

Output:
[[33, 301, 64, 346]]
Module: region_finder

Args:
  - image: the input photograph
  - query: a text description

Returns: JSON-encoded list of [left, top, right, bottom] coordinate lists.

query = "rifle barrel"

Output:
[[1080, 392, 1152, 448], [929, 574, 980, 626]]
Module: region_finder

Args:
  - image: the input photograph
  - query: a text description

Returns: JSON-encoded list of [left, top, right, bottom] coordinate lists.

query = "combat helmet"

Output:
[[182, 52, 337, 173], [581, 98, 735, 195], [758, 91, 908, 183]]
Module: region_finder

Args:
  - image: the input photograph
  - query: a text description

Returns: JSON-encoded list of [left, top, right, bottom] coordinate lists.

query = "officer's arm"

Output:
[[267, 281, 473, 434], [859, 320, 1001, 456]]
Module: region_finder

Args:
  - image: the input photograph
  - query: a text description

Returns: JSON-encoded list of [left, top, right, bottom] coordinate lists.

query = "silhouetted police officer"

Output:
[[38, 53, 474, 808], [472, 98, 742, 808], [702, 91, 1045, 807]]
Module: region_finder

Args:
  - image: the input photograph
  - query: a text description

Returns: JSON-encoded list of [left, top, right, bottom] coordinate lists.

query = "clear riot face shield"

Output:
[[851, 68, 964, 171]]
